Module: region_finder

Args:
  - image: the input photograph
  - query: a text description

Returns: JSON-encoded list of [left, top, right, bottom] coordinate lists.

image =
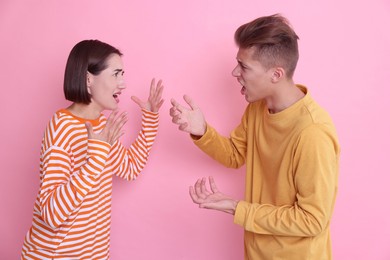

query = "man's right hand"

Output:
[[189, 176, 238, 215], [169, 95, 206, 136]]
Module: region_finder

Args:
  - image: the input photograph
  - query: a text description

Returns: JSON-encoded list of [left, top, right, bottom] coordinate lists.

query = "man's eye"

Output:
[[238, 63, 247, 71]]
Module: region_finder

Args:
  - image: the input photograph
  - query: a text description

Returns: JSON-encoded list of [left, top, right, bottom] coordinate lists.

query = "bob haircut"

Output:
[[64, 39, 123, 104], [234, 14, 299, 79]]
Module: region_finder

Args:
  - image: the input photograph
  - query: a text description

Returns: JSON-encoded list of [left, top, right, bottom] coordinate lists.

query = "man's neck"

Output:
[[265, 82, 305, 114]]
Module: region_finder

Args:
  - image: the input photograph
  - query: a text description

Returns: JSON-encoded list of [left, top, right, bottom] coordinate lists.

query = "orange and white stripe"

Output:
[[21, 108, 158, 259]]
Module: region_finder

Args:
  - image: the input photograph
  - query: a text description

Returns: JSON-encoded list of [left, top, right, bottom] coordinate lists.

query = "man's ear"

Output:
[[271, 67, 285, 83]]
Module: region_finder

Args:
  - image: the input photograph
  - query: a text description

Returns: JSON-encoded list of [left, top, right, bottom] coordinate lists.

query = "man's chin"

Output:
[[245, 95, 253, 103]]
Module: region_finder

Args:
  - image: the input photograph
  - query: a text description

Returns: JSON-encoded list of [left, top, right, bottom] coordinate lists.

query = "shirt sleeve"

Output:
[[233, 124, 340, 237], [192, 108, 249, 169], [110, 109, 159, 180], [39, 139, 111, 229]]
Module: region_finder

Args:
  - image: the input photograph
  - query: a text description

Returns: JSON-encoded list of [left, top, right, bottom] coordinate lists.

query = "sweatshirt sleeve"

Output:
[[192, 108, 249, 169], [110, 109, 159, 180], [39, 139, 111, 229], [234, 125, 339, 237]]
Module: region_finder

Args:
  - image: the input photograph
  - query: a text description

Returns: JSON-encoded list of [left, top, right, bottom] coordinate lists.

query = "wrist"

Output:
[[201, 122, 207, 135], [231, 200, 239, 215], [191, 124, 207, 138]]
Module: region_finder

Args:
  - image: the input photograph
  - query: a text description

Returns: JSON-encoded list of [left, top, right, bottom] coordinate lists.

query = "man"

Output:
[[170, 14, 340, 259]]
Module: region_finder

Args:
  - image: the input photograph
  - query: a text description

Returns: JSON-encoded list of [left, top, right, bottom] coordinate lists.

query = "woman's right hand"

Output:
[[131, 78, 164, 113], [85, 110, 127, 145]]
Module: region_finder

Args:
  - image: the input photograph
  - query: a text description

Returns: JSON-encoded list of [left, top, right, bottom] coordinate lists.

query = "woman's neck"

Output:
[[66, 103, 102, 120]]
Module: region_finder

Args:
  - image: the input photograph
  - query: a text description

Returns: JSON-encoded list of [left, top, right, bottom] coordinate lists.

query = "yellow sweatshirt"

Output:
[[193, 85, 340, 260]]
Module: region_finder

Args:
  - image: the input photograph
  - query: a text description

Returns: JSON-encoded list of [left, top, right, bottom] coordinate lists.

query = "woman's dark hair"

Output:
[[235, 14, 299, 78], [64, 40, 123, 104]]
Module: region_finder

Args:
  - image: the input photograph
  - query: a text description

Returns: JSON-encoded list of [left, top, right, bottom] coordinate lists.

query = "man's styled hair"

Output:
[[234, 14, 299, 78], [64, 39, 123, 104]]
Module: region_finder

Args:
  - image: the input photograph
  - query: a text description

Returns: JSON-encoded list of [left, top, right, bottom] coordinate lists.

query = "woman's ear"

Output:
[[86, 72, 92, 94]]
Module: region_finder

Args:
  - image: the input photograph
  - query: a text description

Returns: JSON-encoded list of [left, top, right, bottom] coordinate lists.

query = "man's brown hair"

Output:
[[235, 14, 299, 78]]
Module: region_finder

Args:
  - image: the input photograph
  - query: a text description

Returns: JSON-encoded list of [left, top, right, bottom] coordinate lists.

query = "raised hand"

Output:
[[85, 110, 127, 145], [131, 78, 164, 112], [170, 95, 206, 136], [189, 176, 238, 215]]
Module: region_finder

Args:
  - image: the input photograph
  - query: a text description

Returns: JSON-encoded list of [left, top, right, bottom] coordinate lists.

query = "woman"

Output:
[[21, 39, 164, 259]]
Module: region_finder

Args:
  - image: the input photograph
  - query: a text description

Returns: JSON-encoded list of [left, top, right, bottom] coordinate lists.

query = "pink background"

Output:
[[1, 0, 389, 259]]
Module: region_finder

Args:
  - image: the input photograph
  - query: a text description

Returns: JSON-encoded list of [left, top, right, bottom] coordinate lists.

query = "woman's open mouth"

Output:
[[113, 92, 121, 103]]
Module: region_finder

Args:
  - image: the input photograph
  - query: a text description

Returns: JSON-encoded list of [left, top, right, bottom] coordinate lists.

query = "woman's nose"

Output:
[[119, 80, 126, 89]]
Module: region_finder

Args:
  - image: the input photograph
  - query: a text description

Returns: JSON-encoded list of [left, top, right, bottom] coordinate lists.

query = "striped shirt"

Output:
[[21, 108, 159, 259]]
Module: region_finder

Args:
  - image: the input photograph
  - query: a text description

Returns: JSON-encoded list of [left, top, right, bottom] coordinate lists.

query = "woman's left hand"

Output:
[[131, 78, 164, 112]]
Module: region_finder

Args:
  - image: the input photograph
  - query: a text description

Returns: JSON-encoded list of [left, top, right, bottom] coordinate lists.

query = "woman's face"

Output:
[[87, 54, 126, 112]]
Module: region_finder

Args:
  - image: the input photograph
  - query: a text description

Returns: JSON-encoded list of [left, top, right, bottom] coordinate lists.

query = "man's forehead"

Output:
[[236, 47, 257, 61]]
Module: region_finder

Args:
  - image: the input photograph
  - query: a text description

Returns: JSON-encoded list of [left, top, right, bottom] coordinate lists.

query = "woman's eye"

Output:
[[114, 71, 124, 77]]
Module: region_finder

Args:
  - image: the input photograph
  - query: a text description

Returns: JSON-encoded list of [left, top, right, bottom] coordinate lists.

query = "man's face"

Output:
[[231, 47, 273, 103]]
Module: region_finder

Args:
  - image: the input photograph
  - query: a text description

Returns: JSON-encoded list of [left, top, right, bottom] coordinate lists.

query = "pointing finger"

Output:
[[106, 110, 119, 127], [189, 186, 201, 204], [170, 98, 185, 113], [209, 176, 219, 193], [200, 177, 210, 195], [170, 98, 180, 107], [131, 96, 142, 106], [85, 121, 94, 136], [183, 95, 198, 110]]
